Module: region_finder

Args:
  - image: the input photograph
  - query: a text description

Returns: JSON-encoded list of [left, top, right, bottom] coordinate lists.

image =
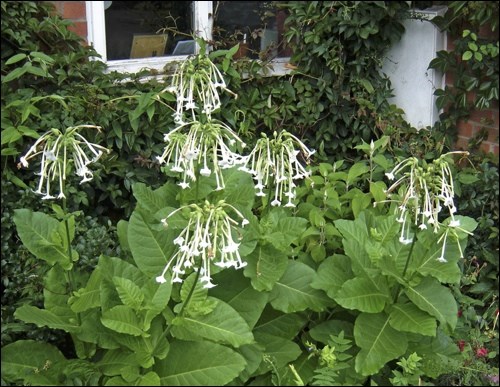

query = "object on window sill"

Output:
[[130, 34, 168, 59]]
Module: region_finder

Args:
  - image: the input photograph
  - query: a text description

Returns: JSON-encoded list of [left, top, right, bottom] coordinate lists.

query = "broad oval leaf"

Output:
[[270, 260, 333, 313], [244, 244, 288, 292], [354, 313, 408, 376], [1, 340, 66, 382], [404, 277, 458, 331], [154, 340, 246, 386], [389, 303, 437, 336], [14, 305, 78, 333], [113, 277, 145, 310], [173, 297, 254, 348], [335, 277, 389, 313], [13, 209, 71, 269], [101, 305, 146, 336]]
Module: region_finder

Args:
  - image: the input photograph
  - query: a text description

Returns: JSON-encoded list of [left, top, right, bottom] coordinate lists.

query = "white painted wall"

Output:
[[382, 6, 448, 129]]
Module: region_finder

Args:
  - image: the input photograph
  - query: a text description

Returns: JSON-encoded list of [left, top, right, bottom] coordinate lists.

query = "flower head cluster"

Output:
[[163, 54, 235, 123], [384, 151, 471, 261], [18, 125, 110, 200], [155, 200, 249, 288], [156, 119, 247, 190], [239, 131, 315, 207]]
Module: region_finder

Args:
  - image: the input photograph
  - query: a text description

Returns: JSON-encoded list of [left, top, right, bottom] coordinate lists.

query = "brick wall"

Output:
[[448, 26, 500, 157], [49, 1, 88, 40]]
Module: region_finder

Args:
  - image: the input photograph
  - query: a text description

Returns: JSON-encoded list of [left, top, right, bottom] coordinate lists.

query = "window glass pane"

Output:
[[105, 1, 193, 60], [213, 1, 291, 59]]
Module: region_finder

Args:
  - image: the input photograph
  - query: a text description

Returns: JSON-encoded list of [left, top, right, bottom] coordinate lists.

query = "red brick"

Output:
[[469, 109, 494, 124], [63, 1, 86, 20], [67, 21, 87, 39], [486, 128, 499, 143], [457, 120, 473, 138], [454, 137, 469, 152]]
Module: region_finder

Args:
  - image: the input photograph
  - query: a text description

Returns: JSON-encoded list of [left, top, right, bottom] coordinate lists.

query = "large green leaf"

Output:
[[270, 260, 334, 313], [335, 216, 372, 275], [219, 167, 256, 211], [244, 243, 288, 291], [98, 349, 141, 376], [354, 313, 408, 376], [1, 340, 66, 382], [132, 182, 178, 214], [101, 305, 147, 336], [264, 217, 308, 250], [113, 277, 145, 310], [70, 268, 104, 313], [154, 340, 246, 386], [311, 254, 353, 299], [389, 303, 437, 336], [14, 305, 79, 333], [253, 333, 302, 374], [404, 277, 458, 330], [253, 306, 307, 340], [211, 269, 269, 329], [173, 297, 254, 347], [13, 209, 71, 269], [128, 210, 176, 277], [335, 277, 390, 313], [411, 239, 463, 284]]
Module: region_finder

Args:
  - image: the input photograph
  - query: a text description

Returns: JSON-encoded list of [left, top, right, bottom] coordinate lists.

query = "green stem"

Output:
[[159, 261, 203, 341], [62, 195, 75, 294], [394, 232, 417, 304]]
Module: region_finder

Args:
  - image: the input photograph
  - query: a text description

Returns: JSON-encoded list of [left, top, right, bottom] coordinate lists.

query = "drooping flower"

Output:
[[156, 119, 247, 190], [18, 125, 110, 199], [162, 52, 236, 123], [155, 200, 249, 288], [239, 131, 315, 206], [384, 151, 472, 261]]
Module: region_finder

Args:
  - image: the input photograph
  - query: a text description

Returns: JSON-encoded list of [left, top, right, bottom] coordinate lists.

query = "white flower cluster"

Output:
[[156, 119, 247, 190], [239, 131, 315, 207], [19, 125, 110, 200], [155, 200, 249, 288], [384, 151, 471, 262], [163, 55, 235, 124]]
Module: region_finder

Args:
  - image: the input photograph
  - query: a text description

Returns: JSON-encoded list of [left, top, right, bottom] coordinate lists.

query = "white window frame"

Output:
[[85, 1, 290, 75]]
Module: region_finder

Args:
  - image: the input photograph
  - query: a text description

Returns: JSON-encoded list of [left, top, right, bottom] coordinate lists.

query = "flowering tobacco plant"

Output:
[[155, 199, 249, 288], [384, 151, 472, 261], [239, 130, 315, 207], [18, 125, 110, 199], [162, 49, 236, 124], [156, 119, 247, 190]]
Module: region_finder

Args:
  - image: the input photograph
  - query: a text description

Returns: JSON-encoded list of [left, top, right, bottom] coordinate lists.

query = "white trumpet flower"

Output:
[[156, 119, 247, 190], [18, 125, 110, 199], [240, 131, 315, 206], [384, 151, 471, 261], [155, 200, 249, 288]]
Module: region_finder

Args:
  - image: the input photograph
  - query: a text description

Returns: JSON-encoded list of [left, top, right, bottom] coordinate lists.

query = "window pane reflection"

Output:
[[105, 1, 193, 60], [213, 1, 291, 59]]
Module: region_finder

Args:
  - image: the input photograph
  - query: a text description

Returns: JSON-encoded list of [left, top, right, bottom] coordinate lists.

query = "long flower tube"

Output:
[[163, 53, 236, 123], [155, 200, 249, 288], [383, 151, 470, 261], [19, 125, 110, 199], [239, 131, 315, 207], [156, 119, 247, 190]]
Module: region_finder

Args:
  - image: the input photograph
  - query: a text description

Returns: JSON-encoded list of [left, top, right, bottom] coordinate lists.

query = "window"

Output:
[[86, 1, 291, 75]]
